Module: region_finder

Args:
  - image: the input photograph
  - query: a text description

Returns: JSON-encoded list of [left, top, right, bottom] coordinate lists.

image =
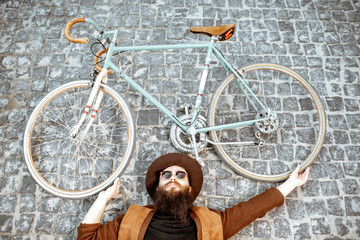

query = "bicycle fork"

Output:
[[70, 68, 108, 139]]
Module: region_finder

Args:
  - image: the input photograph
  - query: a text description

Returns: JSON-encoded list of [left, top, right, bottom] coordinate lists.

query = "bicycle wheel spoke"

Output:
[[33, 121, 69, 139], [37, 140, 75, 173], [46, 100, 77, 130]]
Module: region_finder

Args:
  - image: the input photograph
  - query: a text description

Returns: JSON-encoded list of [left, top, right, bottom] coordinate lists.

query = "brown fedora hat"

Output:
[[145, 153, 203, 203]]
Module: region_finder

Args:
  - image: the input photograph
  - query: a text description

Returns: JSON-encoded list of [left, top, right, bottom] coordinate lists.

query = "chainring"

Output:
[[170, 114, 207, 153]]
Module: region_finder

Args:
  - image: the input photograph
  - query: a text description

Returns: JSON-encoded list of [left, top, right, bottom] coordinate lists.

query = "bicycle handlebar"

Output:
[[64, 17, 89, 44]]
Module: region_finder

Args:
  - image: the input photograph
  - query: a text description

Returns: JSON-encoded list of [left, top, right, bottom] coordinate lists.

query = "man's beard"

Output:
[[153, 183, 193, 223]]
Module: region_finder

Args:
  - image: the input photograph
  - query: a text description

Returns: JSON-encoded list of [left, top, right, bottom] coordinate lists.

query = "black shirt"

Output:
[[143, 211, 197, 240]]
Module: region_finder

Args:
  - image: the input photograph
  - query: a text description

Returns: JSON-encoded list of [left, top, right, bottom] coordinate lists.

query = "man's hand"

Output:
[[81, 178, 121, 224], [98, 177, 121, 203], [287, 165, 310, 188], [276, 165, 310, 198]]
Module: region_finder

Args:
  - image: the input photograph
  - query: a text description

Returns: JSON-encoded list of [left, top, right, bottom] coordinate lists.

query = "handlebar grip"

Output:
[[64, 17, 89, 44]]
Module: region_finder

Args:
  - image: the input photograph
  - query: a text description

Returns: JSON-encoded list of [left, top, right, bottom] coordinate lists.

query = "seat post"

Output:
[[211, 35, 219, 42]]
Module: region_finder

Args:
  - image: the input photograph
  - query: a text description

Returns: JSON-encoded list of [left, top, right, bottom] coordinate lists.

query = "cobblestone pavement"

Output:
[[1, 0, 360, 239]]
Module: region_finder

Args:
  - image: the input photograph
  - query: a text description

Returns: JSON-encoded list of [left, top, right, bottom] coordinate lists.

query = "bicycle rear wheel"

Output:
[[208, 63, 325, 182], [23, 80, 135, 199]]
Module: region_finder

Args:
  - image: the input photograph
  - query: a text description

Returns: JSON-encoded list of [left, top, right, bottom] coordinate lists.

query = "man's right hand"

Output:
[[81, 178, 121, 224], [98, 178, 121, 203]]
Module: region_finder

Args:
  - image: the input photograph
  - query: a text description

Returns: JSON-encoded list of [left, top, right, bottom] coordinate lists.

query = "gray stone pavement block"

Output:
[[1, 0, 360, 239]]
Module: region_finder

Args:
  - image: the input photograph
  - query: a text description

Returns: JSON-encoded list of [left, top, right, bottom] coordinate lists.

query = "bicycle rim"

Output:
[[23, 80, 135, 199], [208, 63, 325, 182]]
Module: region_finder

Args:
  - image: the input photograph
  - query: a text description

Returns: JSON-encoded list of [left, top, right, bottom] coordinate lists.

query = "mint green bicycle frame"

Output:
[[87, 18, 269, 136]]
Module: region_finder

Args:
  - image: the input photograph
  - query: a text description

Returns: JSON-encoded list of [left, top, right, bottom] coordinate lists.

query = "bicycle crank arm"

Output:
[[188, 127, 205, 167]]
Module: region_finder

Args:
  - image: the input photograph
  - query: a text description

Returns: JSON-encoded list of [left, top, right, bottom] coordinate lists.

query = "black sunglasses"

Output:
[[160, 170, 187, 180]]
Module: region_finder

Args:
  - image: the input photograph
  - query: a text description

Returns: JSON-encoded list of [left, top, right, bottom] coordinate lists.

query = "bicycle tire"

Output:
[[208, 63, 325, 182], [23, 80, 135, 199]]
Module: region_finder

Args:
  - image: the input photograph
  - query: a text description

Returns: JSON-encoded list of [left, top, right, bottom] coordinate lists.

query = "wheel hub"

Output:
[[255, 110, 279, 134], [170, 114, 207, 153]]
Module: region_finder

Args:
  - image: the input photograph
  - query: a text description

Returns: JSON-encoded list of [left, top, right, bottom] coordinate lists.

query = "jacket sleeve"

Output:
[[213, 187, 285, 239], [76, 215, 125, 240]]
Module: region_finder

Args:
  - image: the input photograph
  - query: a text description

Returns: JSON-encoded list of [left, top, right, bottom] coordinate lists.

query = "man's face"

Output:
[[154, 165, 193, 222], [157, 165, 191, 193]]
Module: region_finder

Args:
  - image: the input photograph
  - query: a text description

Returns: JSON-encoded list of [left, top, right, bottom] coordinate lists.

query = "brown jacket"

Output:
[[118, 205, 223, 240], [77, 187, 284, 240]]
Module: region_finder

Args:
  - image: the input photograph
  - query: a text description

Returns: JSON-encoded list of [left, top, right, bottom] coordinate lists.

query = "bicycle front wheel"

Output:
[[23, 80, 135, 199], [208, 63, 325, 182]]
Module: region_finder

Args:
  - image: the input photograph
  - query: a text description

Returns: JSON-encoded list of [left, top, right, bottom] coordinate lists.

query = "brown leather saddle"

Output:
[[190, 24, 236, 41]]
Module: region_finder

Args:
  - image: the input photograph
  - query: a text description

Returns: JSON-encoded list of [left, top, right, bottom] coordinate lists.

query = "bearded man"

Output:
[[77, 153, 310, 240]]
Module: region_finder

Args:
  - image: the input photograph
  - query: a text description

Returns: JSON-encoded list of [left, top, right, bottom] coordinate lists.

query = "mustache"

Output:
[[165, 181, 181, 187]]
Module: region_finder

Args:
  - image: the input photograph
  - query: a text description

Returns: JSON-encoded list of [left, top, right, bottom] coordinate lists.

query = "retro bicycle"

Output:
[[23, 17, 325, 199]]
